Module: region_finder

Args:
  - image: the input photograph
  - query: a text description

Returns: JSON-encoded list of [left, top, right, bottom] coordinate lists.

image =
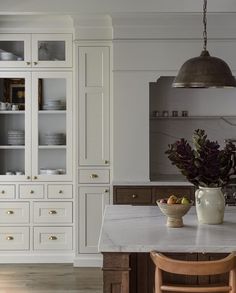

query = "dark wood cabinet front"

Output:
[[113, 185, 195, 205]]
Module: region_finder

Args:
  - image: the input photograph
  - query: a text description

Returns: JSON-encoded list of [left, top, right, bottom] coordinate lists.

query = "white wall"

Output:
[[112, 14, 236, 182]]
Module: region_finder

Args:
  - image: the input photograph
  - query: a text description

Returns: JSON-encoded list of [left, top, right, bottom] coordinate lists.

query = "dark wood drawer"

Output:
[[154, 186, 195, 202], [114, 187, 152, 205]]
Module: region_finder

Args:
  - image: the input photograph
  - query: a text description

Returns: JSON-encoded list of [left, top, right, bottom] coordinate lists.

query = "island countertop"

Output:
[[98, 205, 236, 253]]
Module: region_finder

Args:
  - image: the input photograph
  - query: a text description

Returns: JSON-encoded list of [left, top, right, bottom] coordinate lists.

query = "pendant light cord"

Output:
[[203, 0, 207, 51]]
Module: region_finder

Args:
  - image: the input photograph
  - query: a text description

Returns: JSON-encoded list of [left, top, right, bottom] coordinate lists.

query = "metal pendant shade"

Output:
[[173, 0, 236, 88]]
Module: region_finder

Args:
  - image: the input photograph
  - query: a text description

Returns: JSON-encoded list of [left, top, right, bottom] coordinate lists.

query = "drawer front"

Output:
[[0, 202, 29, 223], [34, 227, 72, 250], [79, 169, 110, 184], [0, 227, 29, 250], [0, 185, 15, 199], [154, 187, 195, 202], [115, 187, 152, 204], [33, 202, 72, 223], [19, 185, 44, 199], [47, 184, 73, 199]]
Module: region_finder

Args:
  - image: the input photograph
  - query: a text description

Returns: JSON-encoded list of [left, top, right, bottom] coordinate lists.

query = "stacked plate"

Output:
[[40, 168, 65, 175], [8, 130, 25, 145], [43, 132, 66, 145], [42, 99, 66, 110]]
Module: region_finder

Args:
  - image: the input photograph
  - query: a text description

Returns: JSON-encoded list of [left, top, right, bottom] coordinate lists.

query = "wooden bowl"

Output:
[[156, 200, 192, 228]]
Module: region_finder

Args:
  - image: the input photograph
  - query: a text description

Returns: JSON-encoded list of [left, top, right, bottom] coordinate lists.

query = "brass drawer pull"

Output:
[[132, 194, 137, 199], [49, 210, 57, 215], [26, 61, 31, 65], [30, 190, 34, 194], [6, 236, 14, 241], [104, 189, 109, 193], [1, 190, 5, 194], [34, 61, 38, 65], [90, 174, 98, 179], [6, 210, 14, 215], [48, 236, 57, 241], [59, 190, 63, 194], [104, 160, 109, 164], [33, 176, 38, 180]]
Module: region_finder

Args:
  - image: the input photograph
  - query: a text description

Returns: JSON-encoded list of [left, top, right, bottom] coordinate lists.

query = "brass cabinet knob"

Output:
[[1, 190, 5, 194], [104, 160, 109, 164], [33, 176, 38, 180], [26, 61, 31, 65], [6, 236, 14, 241], [33, 61, 38, 65], [49, 236, 57, 240], [132, 194, 137, 199], [30, 190, 34, 194], [59, 190, 63, 194], [49, 210, 57, 215], [90, 174, 98, 179], [27, 176, 31, 180], [6, 210, 14, 215], [104, 189, 109, 193]]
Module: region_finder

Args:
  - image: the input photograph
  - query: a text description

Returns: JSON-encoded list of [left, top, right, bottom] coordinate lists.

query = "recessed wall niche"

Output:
[[150, 76, 236, 182]]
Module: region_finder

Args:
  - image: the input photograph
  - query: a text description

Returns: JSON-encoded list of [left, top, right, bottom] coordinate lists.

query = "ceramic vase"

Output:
[[195, 186, 225, 224]]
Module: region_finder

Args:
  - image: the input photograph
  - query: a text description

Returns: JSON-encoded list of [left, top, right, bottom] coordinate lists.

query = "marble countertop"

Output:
[[98, 205, 236, 253]]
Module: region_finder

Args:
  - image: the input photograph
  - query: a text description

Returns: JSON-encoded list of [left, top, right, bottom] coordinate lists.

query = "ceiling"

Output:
[[1, 0, 236, 14]]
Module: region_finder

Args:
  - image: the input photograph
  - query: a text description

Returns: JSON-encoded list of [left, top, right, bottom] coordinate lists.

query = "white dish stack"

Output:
[[42, 99, 66, 110], [43, 132, 66, 145], [39, 168, 66, 175], [8, 130, 25, 145]]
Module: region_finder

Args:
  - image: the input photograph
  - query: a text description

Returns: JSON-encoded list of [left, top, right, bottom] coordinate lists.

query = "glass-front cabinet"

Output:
[[0, 71, 72, 181], [0, 34, 72, 68]]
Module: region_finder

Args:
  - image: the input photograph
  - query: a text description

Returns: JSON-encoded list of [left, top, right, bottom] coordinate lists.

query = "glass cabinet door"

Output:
[[31, 72, 72, 181], [0, 72, 31, 181], [0, 34, 31, 68], [31, 34, 72, 68]]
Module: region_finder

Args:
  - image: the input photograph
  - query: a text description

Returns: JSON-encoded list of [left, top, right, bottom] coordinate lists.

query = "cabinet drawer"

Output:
[[34, 227, 72, 250], [79, 169, 110, 184], [115, 188, 152, 204], [0, 202, 29, 223], [33, 202, 72, 223], [47, 184, 73, 199], [19, 185, 44, 199], [154, 186, 195, 202], [0, 227, 29, 250], [0, 185, 15, 199]]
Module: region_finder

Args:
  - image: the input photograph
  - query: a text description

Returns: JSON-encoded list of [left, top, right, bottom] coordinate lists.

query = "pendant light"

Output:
[[172, 0, 236, 88]]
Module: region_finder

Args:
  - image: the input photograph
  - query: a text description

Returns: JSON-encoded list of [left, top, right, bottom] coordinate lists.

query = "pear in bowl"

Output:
[[157, 196, 192, 228]]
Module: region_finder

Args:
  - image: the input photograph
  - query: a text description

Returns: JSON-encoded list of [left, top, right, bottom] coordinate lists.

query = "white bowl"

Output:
[[0, 52, 15, 61]]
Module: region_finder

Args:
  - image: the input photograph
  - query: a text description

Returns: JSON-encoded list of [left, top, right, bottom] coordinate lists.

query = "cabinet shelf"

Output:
[[150, 116, 236, 120], [38, 145, 66, 149], [38, 110, 66, 114], [0, 111, 25, 114], [0, 145, 25, 149]]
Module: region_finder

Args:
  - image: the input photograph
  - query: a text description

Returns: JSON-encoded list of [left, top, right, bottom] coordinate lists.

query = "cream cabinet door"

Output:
[[79, 186, 110, 253], [78, 47, 110, 166]]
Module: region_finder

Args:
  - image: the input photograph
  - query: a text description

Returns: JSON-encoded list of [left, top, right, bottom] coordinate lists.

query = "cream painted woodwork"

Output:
[[0, 33, 72, 68], [47, 184, 73, 199], [79, 169, 110, 184], [0, 202, 29, 223], [19, 184, 44, 199], [33, 226, 73, 250], [31, 71, 73, 182], [78, 46, 110, 166], [33, 202, 73, 223], [0, 227, 29, 250], [79, 186, 110, 253], [0, 185, 15, 199]]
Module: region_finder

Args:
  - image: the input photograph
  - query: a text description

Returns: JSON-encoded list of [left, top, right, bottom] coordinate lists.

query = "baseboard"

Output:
[[0, 253, 75, 263], [73, 253, 103, 267]]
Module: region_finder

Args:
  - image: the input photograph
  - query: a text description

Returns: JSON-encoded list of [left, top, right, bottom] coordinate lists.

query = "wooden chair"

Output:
[[150, 251, 236, 293]]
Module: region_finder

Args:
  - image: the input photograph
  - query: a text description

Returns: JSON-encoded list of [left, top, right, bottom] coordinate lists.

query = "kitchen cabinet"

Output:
[[113, 185, 195, 205], [79, 186, 110, 253], [78, 46, 110, 166], [0, 33, 72, 68], [0, 71, 73, 182]]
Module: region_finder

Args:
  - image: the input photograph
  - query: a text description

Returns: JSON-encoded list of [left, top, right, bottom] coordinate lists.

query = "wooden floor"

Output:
[[0, 264, 103, 293]]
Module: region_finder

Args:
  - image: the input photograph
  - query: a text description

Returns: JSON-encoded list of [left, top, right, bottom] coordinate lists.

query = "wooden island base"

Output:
[[102, 252, 229, 293]]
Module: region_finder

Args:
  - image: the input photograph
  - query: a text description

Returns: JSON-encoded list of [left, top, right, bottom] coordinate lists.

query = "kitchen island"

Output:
[[98, 205, 236, 293]]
